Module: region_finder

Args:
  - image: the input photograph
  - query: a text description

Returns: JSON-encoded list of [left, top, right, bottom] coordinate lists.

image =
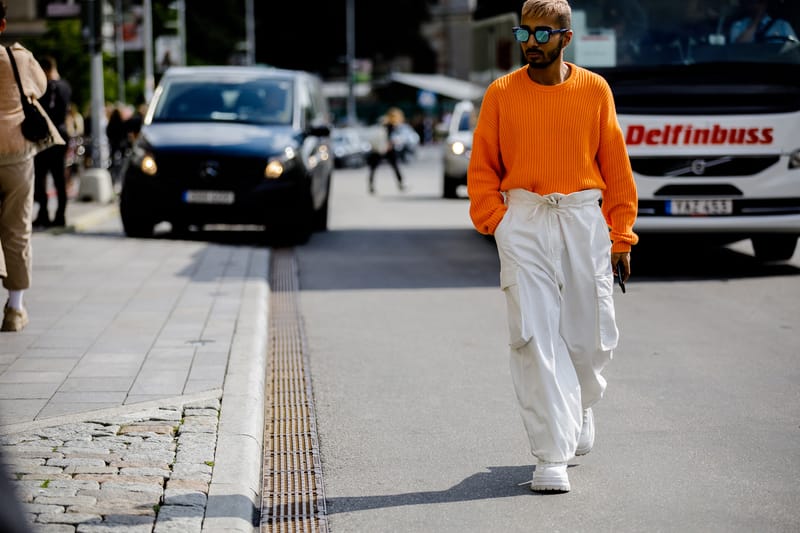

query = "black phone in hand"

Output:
[[615, 261, 626, 293]]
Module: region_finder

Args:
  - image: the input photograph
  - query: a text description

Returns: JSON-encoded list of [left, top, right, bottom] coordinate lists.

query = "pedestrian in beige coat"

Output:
[[0, 1, 48, 332]]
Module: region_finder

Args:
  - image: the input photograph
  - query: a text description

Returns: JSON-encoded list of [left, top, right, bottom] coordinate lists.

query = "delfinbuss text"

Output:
[[625, 124, 774, 146]]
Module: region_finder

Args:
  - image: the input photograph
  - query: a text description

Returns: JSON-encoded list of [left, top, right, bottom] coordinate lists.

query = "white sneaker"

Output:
[[576, 408, 595, 456], [531, 462, 570, 493]]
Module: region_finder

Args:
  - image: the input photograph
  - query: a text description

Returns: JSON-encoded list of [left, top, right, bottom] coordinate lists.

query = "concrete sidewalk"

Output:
[[0, 200, 270, 532]]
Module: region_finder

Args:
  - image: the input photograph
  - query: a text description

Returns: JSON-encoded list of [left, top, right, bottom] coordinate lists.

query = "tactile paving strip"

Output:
[[261, 249, 328, 533]]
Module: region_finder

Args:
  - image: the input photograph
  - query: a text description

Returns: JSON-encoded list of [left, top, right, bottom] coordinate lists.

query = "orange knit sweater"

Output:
[[467, 64, 639, 253]]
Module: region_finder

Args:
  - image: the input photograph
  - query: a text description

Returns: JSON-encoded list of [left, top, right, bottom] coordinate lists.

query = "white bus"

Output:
[[565, 0, 800, 261]]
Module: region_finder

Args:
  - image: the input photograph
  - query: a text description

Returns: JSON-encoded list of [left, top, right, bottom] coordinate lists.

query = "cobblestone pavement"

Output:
[[0, 198, 269, 532], [1, 392, 222, 533]]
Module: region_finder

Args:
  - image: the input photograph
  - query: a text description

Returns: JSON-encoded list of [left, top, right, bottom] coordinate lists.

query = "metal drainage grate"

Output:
[[261, 249, 328, 533]]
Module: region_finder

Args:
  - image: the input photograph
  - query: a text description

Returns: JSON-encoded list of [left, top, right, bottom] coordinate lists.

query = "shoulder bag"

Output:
[[5, 46, 51, 143]]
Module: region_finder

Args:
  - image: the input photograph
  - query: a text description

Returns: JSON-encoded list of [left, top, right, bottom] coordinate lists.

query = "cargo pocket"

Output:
[[501, 263, 532, 349], [496, 210, 530, 349], [595, 274, 619, 351]]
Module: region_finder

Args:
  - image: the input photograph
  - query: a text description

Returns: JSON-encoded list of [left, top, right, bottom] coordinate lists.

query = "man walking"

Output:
[[467, 0, 638, 493]]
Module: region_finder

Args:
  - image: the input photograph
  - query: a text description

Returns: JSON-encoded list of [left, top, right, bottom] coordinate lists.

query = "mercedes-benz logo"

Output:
[[200, 161, 220, 178]]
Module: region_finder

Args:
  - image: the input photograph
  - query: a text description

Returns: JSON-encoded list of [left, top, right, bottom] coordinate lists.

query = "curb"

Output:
[[203, 248, 270, 533], [70, 202, 120, 232]]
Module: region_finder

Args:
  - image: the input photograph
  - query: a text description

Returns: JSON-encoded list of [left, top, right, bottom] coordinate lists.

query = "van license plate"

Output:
[[667, 199, 733, 215], [184, 190, 235, 205]]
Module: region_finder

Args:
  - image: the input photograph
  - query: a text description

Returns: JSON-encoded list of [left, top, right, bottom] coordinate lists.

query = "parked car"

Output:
[[119, 65, 333, 244], [331, 127, 371, 168], [443, 99, 478, 198]]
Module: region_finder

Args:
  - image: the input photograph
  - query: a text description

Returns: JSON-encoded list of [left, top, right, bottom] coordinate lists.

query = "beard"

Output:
[[525, 39, 565, 69]]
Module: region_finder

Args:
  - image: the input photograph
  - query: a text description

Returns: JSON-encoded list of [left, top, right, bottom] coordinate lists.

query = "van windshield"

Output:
[[152, 79, 294, 125], [566, 0, 800, 67]]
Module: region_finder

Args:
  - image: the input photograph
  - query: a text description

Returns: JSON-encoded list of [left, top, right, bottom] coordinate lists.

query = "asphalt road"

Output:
[[296, 145, 800, 533], [40, 144, 798, 532]]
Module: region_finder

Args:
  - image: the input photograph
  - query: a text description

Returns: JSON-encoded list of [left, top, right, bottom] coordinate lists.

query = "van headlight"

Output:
[[140, 154, 158, 176], [130, 145, 158, 176], [451, 141, 466, 156], [265, 147, 297, 179]]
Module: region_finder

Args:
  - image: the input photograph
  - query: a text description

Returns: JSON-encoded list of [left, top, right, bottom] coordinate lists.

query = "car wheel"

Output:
[[751, 235, 798, 262], [269, 189, 313, 246], [293, 215, 313, 245], [443, 176, 460, 199], [119, 187, 155, 238]]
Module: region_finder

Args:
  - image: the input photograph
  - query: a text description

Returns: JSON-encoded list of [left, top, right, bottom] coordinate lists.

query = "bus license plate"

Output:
[[184, 190, 235, 205], [667, 199, 733, 215]]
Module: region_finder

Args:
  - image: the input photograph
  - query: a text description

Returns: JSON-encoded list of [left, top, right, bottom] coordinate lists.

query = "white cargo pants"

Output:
[[493, 189, 618, 463]]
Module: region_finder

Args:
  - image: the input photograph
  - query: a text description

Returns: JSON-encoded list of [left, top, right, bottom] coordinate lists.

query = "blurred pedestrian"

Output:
[[729, 0, 797, 43], [106, 103, 127, 183], [32, 55, 71, 228], [366, 107, 406, 194], [467, 0, 638, 492], [0, 1, 48, 332], [81, 103, 110, 170], [125, 100, 148, 143], [65, 102, 84, 139], [64, 102, 84, 190]]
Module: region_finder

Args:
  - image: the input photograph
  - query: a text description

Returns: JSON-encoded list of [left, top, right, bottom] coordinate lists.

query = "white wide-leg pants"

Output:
[[494, 189, 618, 463]]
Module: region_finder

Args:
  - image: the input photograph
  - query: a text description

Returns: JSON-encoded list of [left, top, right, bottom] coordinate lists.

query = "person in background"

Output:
[[467, 0, 638, 493], [366, 107, 406, 194], [32, 55, 71, 228], [0, 0, 48, 332], [64, 102, 84, 191], [65, 102, 84, 139], [125, 100, 148, 143], [105, 103, 127, 183], [729, 0, 797, 43]]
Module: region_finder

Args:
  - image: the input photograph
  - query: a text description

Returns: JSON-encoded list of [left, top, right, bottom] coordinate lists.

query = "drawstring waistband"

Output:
[[507, 188, 602, 209]]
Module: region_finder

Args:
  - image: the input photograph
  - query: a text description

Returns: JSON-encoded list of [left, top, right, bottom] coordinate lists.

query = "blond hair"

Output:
[[383, 107, 405, 126], [521, 0, 572, 29]]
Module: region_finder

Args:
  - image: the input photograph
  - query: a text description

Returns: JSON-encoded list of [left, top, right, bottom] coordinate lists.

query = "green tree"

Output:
[[24, 18, 96, 113], [21, 0, 437, 113]]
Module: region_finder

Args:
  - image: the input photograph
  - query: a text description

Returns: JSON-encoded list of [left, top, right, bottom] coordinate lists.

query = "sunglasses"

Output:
[[512, 25, 569, 44]]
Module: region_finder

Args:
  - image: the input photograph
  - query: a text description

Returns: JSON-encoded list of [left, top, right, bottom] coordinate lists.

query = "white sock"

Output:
[[7, 290, 23, 310]]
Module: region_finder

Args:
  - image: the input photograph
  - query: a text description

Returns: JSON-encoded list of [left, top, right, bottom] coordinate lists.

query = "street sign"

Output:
[[417, 89, 437, 109], [46, 2, 81, 18]]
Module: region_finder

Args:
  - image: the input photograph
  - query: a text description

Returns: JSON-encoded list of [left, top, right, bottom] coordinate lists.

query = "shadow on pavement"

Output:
[[324, 465, 537, 515], [69, 224, 799, 289], [297, 229, 799, 291], [632, 236, 800, 281], [297, 228, 501, 290]]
